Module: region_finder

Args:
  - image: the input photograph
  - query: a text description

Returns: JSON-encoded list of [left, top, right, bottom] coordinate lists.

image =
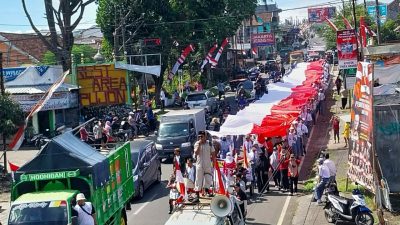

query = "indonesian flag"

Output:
[[211, 38, 229, 68], [174, 156, 187, 203], [214, 158, 226, 195], [342, 15, 353, 29], [324, 17, 338, 31], [200, 43, 218, 72], [8, 161, 19, 172], [168, 44, 195, 80], [252, 47, 257, 55], [360, 16, 367, 48], [242, 144, 249, 169], [9, 70, 70, 151]]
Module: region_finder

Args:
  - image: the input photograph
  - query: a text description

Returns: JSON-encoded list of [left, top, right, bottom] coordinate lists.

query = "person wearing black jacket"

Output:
[[255, 150, 270, 193]]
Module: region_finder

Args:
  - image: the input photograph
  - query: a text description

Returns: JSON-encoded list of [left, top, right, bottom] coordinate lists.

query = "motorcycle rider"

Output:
[[313, 158, 331, 204], [128, 112, 138, 139]]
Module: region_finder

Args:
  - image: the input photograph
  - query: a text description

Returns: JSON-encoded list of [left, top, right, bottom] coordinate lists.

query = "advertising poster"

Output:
[[251, 33, 275, 46], [337, 29, 358, 69], [77, 64, 128, 106], [308, 7, 336, 23], [348, 62, 374, 191], [367, 5, 387, 25]]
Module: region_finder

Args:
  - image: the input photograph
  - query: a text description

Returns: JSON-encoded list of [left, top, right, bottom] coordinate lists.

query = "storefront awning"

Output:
[[6, 83, 79, 95]]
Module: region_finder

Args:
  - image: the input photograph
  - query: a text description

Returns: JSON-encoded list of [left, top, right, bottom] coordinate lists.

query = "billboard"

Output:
[[251, 33, 275, 47], [308, 7, 336, 23], [367, 5, 387, 25], [77, 64, 128, 106], [337, 29, 358, 69], [348, 62, 374, 191]]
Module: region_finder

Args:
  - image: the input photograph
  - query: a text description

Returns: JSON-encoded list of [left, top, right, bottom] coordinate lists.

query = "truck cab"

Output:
[[155, 109, 206, 159]]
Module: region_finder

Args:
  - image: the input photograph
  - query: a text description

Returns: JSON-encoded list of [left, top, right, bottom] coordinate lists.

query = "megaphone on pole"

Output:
[[211, 195, 233, 218]]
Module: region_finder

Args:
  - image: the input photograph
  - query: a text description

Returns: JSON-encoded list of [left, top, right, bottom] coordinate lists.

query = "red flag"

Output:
[[200, 43, 218, 72], [242, 144, 249, 169], [174, 156, 186, 203], [169, 44, 195, 80], [214, 159, 226, 195], [360, 16, 367, 48], [9, 70, 70, 151], [324, 17, 338, 31], [211, 38, 229, 68], [8, 161, 19, 172], [252, 47, 257, 55], [342, 15, 353, 29]]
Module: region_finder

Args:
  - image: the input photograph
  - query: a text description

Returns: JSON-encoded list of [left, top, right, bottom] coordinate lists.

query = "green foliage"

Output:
[[101, 38, 114, 62], [41, 45, 97, 65], [0, 94, 25, 137], [381, 19, 400, 43]]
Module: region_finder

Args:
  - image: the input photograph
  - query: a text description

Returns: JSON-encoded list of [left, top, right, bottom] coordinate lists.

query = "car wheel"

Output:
[[137, 182, 144, 199], [156, 169, 161, 183]]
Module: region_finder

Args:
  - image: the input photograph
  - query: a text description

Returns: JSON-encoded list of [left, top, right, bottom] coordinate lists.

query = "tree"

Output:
[[0, 95, 24, 138], [97, 0, 257, 102], [41, 45, 98, 65], [21, 0, 96, 71]]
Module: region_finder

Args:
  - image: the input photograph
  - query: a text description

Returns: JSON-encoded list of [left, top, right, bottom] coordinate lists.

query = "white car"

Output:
[[185, 91, 218, 112]]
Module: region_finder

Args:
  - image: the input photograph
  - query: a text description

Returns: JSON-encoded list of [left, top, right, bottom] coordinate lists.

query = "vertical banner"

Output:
[[348, 62, 374, 191], [337, 29, 358, 69]]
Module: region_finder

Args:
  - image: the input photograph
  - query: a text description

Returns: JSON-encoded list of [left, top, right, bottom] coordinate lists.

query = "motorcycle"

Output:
[[30, 133, 51, 150], [324, 184, 374, 225], [137, 119, 150, 137]]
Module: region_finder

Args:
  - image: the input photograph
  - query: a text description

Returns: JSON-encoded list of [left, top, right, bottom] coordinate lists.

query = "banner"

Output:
[[308, 7, 336, 23], [251, 33, 275, 47], [348, 62, 374, 191], [337, 29, 358, 69], [367, 5, 387, 25]]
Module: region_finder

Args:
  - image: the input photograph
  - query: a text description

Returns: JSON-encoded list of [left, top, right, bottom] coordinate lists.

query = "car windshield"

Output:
[[240, 81, 253, 90], [159, 123, 189, 137], [187, 94, 207, 101], [9, 201, 68, 225]]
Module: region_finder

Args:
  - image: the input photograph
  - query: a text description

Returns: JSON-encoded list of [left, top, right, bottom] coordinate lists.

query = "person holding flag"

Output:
[[193, 131, 215, 203]]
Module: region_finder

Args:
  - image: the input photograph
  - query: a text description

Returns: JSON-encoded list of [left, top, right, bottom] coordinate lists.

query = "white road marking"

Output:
[[277, 195, 292, 225], [133, 193, 158, 215]]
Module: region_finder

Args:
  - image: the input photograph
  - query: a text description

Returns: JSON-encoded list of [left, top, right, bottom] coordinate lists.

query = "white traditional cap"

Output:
[[76, 193, 86, 201]]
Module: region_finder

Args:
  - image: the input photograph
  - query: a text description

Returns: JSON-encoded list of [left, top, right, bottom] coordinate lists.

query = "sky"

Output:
[[0, 0, 395, 33]]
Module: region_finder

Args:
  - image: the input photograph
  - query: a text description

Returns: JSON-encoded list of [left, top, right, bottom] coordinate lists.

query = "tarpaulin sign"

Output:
[[251, 33, 275, 46], [337, 29, 358, 69], [348, 62, 374, 192], [308, 7, 336, 23]]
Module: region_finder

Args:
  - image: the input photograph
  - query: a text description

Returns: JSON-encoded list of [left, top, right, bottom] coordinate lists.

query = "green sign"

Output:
[[344, 68, 357, 76], [21, 170, 80, 182]]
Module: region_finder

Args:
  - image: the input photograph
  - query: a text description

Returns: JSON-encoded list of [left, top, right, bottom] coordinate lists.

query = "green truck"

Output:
[[8, 132, 134, 225]]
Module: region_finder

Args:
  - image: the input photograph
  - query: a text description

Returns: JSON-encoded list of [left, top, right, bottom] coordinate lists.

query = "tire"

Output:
[[137, 182, 144, 200], [324, 204, 336, 223], [355, 212, 374, 225], [155, 169, 161, 183]]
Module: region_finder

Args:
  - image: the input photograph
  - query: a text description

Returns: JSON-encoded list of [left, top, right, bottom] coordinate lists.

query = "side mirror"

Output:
[[71, 216, 78, 225], [154, 131, 158, 136]]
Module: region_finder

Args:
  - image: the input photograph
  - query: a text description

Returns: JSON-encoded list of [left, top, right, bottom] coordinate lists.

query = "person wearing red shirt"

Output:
[[279, 147, 290, 192], [330, 116, 340, 143], [286, 154, 301, 195], [79, 126, 89, 142], [264, 137, 274, 157]]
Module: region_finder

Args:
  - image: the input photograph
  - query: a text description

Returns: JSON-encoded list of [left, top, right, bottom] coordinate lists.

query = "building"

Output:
[[74, 25, 103, 48], [4, 66, 79, 136], [0, 32, 50, 67]]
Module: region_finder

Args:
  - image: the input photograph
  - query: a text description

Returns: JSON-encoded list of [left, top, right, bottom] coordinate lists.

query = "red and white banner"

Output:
[[308, 7, 336, 23], [174, 156, 187, 202], [211, 38, 229, 68], [200, 43, 218, 72], [168, 44, 195, 80], [348, 62, 374, 192], [214, 158, 226, 195], [342, 15, 353, 30], [337, 29, 358, 69], [9, 70, 70, 151], [324, 17, 338, 31]]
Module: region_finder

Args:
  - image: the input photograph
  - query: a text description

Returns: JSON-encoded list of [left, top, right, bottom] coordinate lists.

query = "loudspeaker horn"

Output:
[[211, 195, 233, 218]]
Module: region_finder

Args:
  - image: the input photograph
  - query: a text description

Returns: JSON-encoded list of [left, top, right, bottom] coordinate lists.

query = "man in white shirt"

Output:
[[324, 153, 337, 181], [73, 193, 96, 225], [243, 135, 253, 154], [314, 158, 330, 204], [160, 89, 166, 111], [317, 90, 325, 116]]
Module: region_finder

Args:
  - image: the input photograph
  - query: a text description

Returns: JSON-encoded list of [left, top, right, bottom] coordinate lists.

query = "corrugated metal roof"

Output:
[[5, 83, 79, 94]]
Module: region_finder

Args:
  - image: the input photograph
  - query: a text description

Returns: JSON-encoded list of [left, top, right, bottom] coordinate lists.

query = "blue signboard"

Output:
[[367, 5, 387, 25], [2, 66, 49, 82]]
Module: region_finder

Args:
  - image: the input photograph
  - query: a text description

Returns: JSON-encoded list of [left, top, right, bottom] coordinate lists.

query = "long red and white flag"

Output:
[[174, 157, 187, 203], [9, 70, 70, 151], [211, 38, 229, 68], [214, 158, 226, 195], [324, 17, 338, 31], [200, 43, 218, 72], [168, 44, 195, 80], [342, 15, 353, 29]]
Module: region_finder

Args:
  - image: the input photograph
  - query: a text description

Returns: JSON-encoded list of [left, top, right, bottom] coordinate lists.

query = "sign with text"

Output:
[[251, 33, 275, 46], [11, 92, 78, 112], [308, 7, 336, 23], [337, 29, 358, 69], [21, 170, 80, 182], [348, 62, 374, 192], [367, 5, 387, 25], [77, 64, 128, 106]]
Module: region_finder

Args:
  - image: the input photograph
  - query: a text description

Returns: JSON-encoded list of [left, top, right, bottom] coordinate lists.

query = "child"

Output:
[[166, 169, 179, 214]]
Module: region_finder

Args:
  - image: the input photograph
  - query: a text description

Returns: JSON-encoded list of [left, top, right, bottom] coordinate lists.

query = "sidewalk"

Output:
[[0, 150, 38, 224]]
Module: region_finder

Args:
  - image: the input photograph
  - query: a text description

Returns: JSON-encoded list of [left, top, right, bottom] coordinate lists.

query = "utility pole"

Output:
[[0, 52, 7, 174], [364, 0, 367, 12], [375, 0, 381, 45]]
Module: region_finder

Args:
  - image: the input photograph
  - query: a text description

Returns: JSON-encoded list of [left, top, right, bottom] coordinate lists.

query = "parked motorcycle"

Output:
[[30, 134, 51, 150], [324, 184, 374, 225]]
